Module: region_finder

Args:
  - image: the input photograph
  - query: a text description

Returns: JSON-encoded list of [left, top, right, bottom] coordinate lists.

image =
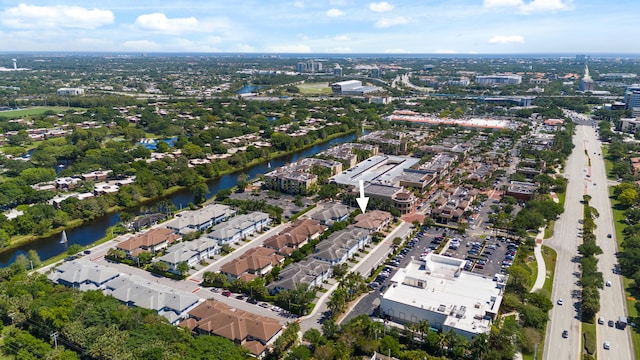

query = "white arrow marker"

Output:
[[356, 180, 369, 214]]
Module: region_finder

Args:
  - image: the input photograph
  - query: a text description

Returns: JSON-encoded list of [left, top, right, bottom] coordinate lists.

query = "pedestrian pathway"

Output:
[[530, 227, 546, 293]]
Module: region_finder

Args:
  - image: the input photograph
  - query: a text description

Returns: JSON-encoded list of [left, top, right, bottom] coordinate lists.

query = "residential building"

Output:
[[219, 247, 284, 282], [359, 131, 408, 155], [262, 219, 327, 256], [207, 212, 271, 245], [333, 64, 342, 77], [116, 227, 181, 257], [81, 170, 112, 181], [309, 203, 350, 226], [156, 237, 219, 274], [379, 254, 503, 340], [164, 204, 236, 234], [179, 299, 283, 357], [268, 258, 332, 294], [48, 258, 120, 291], [313, 228, 371, 265], [319, 142, 379, 168], [105, 274, 201, 324], [353, 210, 393, 233], [264, 157, 342, 194]]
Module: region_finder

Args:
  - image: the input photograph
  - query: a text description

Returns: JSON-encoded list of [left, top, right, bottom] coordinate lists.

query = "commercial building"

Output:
[[579, 65, 595, 92], [505, 181, 538, 201], [57, 87, 85, 96], [380, 254, 503, 340], [624, 85, 640, 111], [620, 118, 640, 133], [333, 64, 343, 77], [475, 74, 522, 85], [330, 80, 380, 96]]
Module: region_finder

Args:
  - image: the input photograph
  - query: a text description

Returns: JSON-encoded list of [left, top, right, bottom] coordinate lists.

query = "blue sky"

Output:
[[0, 0, 637, 54]]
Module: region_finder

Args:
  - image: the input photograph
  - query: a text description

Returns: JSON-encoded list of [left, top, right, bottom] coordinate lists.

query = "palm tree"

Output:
[[469, 333, 490, 360]]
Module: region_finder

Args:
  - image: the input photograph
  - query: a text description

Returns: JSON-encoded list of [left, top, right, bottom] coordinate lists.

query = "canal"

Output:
[[0, 132, 358, 266]]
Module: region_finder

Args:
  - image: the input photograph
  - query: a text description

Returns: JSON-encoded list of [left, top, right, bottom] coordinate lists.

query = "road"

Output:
[[583, 123, 634, 360], [544, 118, 633, 360], [544, 121, 590, 360]]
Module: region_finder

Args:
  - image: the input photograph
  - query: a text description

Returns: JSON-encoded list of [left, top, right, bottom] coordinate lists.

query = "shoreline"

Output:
[[0, 129, 356, 258]]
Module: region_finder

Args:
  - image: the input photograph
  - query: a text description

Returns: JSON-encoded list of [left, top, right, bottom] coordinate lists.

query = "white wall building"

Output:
[[379, 253, 503, 340], [57, 88, 85, 96]]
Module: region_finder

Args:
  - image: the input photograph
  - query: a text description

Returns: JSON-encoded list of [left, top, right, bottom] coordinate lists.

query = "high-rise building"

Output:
[[333, 64, 342, 77], [296, 62, 306, 73], [579, 65, 594, 92], [624, 85, 640, 110]]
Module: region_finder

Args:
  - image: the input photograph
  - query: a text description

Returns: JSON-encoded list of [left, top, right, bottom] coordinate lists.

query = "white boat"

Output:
[[60, 230, 67, 244]]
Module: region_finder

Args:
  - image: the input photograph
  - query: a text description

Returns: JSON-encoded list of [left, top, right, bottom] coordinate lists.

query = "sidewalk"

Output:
[[530, 226, 547, 293]]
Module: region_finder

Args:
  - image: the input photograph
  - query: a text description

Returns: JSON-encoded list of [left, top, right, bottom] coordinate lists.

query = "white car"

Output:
[[603, 341, 611, 350], [557, 298, 564, 306]]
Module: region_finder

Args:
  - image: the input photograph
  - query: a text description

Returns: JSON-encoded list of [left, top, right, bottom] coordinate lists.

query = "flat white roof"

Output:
[[383, 254, 503, 336], [330, 155, 420, 187]]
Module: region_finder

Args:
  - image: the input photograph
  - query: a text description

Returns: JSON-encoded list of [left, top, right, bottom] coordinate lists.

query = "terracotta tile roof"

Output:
[[262, 219, 326, 253], [180, 300, 282, 356], [116, 228, 180, 252], [220, 247, 284, 277]]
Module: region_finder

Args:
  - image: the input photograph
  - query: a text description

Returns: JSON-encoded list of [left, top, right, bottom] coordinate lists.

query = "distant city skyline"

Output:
[[0, 1, 638, 54]]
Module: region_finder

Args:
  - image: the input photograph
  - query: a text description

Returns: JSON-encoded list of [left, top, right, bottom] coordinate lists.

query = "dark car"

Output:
[[608, 320, 615, 327], [236, 294, 245, 300], [246, 298, 259, 304], [562, 330, 569, 338], [607, 234, 612, 238]]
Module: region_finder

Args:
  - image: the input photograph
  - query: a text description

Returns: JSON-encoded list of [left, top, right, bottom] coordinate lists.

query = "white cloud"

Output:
[[483, 0, 523, 7], [1, 3, 114, 29], [326, 8, 345, 17], [488, 35, 525, 44], [123, 40, 161, 51], [268, 44, 311, 53], [294, 1, 305, 8], [134, 13, 199, 34], [520, 0, 570, 13], [333, 35, 351, 41], [483, 0, 571, 13], [375, 16, 408, 28], [328, 47, 351, 53], [383, 48, 409, 53], [369, 2, 395, 12]]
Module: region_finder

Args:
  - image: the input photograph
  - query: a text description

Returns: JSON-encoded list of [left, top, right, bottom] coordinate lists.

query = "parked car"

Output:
[[259, 302, 270, 308], [247, 298, 259, 304], [603, 341, 610, 350], [562, 330, 569, 338], [557, 298, 564, 305], [598, 317, 605, 325], [222, 290, 231, 297], [608, 320, 614, 327]]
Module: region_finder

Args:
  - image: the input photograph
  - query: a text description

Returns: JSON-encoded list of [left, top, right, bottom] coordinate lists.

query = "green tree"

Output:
[[27, 250, 41, 269], [176, 261, 190, 276], [67, 244, 83, 255]]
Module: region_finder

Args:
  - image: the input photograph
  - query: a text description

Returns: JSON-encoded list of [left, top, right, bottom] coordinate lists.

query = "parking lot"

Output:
[[369, 227, 521, 291]]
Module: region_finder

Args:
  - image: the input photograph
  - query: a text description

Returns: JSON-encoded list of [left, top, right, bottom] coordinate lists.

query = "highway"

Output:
[[544, 116, 634, 360], [582, 123, 634, 360], [544, 120, 587, 360]]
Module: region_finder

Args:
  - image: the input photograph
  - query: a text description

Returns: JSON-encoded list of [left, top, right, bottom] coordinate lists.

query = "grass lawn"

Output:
[[544, 221, 554, 239], [608, 185, 640, 359], [542, 245, 557, 295], [582, 321, 597, 358], [602, 145, 614, 180], [297, 82, 333, 94], [0, 106, 77, 119]]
